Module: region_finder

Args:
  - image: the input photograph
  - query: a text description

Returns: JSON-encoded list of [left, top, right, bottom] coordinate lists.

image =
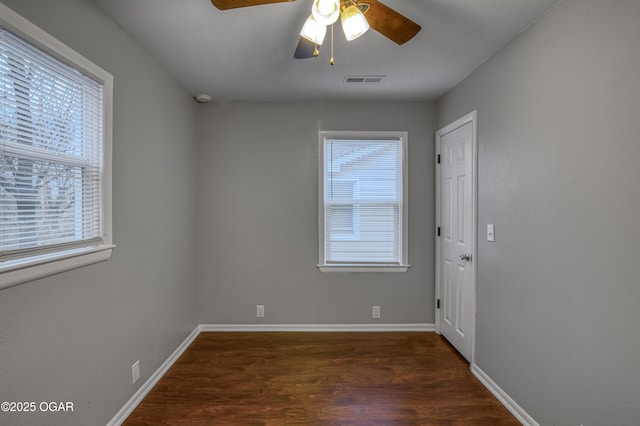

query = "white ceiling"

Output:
[[89, 0, 559, 101]]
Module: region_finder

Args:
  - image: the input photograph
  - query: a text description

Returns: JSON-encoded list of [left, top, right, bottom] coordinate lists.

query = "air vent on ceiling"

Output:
[[344, 75, 387, 84]]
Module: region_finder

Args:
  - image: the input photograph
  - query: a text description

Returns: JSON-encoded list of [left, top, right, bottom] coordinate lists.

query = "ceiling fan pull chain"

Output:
[[330, 24, 335, 65]]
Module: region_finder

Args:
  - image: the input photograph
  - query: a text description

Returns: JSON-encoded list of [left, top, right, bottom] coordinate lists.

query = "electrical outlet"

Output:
[[131, 360, 140, 384], [256, 305, 265, 318], [372, 305, 381, 319]]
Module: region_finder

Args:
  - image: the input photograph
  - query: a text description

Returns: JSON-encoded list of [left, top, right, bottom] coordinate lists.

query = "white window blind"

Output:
[[321, 134, 406, 267], [0, 26, 104, 261]]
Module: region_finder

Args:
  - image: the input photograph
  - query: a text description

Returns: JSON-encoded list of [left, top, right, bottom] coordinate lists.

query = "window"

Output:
[[318, 131, 409, 272], [0, 4, 113, 289], [328, 180, 360, 241]]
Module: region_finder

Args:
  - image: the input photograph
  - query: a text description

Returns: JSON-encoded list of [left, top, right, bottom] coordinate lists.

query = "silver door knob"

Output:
[[459, 253, 472, 261]]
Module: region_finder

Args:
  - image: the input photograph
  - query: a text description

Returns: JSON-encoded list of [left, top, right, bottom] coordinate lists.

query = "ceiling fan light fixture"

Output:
[[300, 13, 327, 45], [341, 3, 369, 41], [311, 0, 340, 26]]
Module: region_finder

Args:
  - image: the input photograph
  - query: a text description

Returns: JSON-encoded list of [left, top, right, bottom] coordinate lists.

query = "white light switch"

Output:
[[487, 224, 495, 242]]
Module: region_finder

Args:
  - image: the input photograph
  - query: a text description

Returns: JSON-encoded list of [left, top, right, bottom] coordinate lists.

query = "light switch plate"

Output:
[[487, 224, 495, 242]]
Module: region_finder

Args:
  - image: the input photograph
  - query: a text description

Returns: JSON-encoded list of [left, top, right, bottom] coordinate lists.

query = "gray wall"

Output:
[[197, 101, 435, 324], [437, 0, 640, 424], [0, 0, 199, 425]]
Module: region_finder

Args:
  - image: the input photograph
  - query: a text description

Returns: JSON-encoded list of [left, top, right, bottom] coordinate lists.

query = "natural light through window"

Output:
[[318, 131, 409, 273], [0, 6, 113, 289]]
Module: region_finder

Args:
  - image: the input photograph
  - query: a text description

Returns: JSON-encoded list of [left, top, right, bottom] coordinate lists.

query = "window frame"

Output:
[[317, 130, 409, 273], [0, 3, 114, 290]]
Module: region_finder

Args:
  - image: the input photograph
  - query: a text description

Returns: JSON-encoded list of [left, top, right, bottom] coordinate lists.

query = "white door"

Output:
[[436, 112, 476, 362]]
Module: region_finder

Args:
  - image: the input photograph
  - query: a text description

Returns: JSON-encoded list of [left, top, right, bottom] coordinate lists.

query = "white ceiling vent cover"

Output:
[[344, 75, 387, 84]]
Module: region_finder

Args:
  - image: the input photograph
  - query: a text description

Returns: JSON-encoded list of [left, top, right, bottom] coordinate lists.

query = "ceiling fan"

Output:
[[210, 0, 421, 63]]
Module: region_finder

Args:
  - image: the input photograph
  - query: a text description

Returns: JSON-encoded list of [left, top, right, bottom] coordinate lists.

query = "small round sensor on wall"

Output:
[[194, 94, 211, 103]]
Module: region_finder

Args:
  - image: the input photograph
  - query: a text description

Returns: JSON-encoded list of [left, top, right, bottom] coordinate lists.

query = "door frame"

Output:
[[435, 110, 478, 364]]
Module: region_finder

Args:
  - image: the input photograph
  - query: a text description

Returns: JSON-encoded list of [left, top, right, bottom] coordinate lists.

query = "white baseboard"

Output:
[[107, 323, 435, 425], [106, 326, 201, 426], [199, 323, 435, 332], [471, 363, 538, 426]]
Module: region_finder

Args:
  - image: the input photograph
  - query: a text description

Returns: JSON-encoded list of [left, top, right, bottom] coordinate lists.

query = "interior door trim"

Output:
[[435, 110, 478, 364]]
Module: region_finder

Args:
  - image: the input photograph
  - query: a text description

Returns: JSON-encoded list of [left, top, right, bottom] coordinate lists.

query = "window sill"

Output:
[[317, 264, 410, 273], [0, 245, 115, 290]]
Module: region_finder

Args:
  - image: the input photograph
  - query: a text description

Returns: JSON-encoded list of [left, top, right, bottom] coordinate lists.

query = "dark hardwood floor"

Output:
[[124, 332, 519, 425]]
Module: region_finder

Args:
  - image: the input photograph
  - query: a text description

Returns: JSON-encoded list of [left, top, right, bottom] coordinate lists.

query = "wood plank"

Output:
[[124, 332, 519, 425], [364, 0, 421, 45], [211, 0, 294, 11]]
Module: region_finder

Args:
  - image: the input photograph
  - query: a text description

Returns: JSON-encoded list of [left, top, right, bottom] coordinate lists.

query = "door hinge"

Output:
[[437, 299, 440, 309], [437, 154, 441, 164], [437, 226, 441, 237]]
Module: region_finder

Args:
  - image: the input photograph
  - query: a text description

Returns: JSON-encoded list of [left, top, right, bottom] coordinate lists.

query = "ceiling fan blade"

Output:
[[362, 0, 421, 45], [211, 0, 294, 10], [294, 37, 319, 59]]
